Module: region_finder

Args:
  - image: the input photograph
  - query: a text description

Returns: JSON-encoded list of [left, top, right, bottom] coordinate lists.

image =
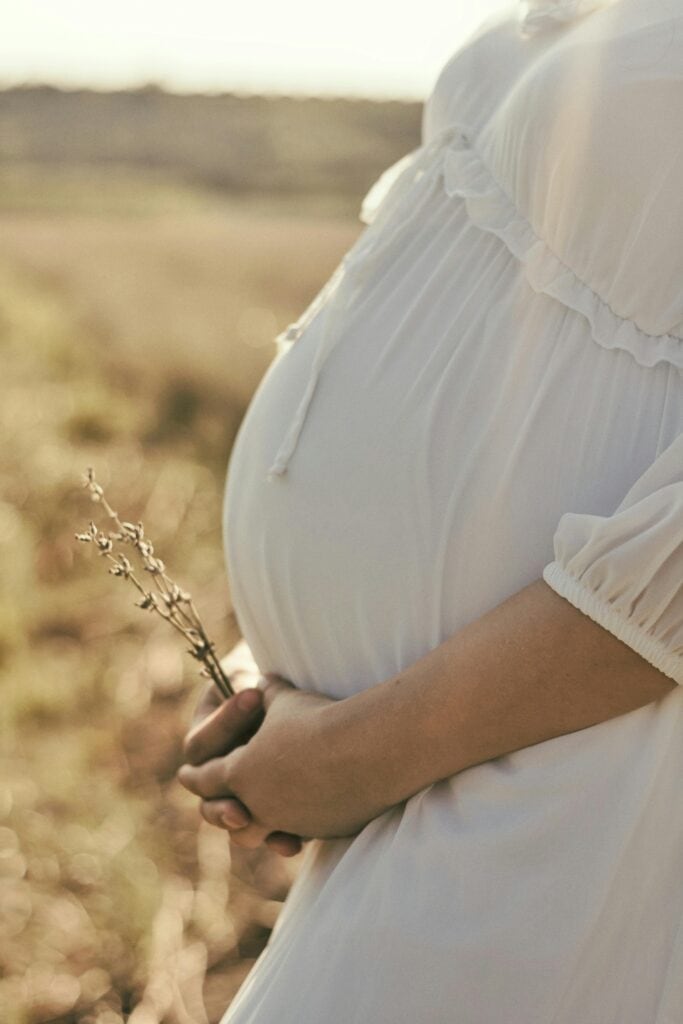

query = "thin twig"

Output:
[[74, 467, 233, 698]]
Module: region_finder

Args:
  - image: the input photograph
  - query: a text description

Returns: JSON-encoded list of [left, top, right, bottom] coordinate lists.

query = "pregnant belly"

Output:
[[221, 318, 559, 699], [221, 262, 671, 700], [222, 335, 447, 697]]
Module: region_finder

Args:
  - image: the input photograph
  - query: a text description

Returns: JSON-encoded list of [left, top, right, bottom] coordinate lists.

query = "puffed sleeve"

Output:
[[543, 435, 683, 685]]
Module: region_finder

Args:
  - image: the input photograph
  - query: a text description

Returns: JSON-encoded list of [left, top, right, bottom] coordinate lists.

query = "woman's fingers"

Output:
[[178, 755, 228, 797], [182, 688, 263, 766], [219, 639, 261, 682], [200, 797, 252, 830], [228, 824, 272, 849], [258, 673, 296, 711], [265, 832, 304, 857], [200, 800, 303, 857], [199, 804, 270, 850]]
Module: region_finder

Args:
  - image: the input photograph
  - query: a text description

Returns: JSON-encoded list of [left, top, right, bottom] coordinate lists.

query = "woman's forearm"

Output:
[[329, 580, 677, 809]]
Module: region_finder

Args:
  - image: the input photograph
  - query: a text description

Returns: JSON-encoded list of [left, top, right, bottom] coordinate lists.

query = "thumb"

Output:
[[182, 687, 263, 766]]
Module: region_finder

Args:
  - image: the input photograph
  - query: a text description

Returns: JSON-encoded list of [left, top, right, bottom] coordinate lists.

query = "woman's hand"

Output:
[[182, 650, 305, 856], [178, 675, 394, 848]]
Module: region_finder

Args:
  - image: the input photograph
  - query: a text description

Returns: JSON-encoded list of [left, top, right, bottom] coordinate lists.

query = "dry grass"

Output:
[[0, 183, 361, 1022]]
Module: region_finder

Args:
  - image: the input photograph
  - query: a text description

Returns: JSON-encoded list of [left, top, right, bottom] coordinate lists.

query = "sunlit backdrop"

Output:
[[3, 0, 508, 97]]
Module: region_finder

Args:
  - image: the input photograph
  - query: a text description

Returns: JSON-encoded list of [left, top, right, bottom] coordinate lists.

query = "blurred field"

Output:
[[0, 85, 422, 215], [0, 97, 383, 1022]]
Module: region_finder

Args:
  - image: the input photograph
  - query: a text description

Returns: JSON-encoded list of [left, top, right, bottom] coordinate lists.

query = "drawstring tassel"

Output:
[[267, 269, 357, 479], [266, 369, 322, 480]]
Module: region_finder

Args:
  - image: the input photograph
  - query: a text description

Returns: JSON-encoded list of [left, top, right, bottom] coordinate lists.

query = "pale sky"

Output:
[[1, 0, 509, 99]]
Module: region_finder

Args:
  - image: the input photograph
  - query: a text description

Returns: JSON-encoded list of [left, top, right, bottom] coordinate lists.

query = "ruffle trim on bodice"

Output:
[[438, 127, 683, 371], [519, 0, 616, 35], [267, 121, 682, 480]]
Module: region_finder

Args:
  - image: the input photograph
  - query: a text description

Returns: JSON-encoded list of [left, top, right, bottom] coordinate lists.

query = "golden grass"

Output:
[[0, 191, 361, 1022]]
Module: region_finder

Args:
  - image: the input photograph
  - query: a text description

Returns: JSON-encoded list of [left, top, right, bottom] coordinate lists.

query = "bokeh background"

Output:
[[1, 2, 503, 1020]]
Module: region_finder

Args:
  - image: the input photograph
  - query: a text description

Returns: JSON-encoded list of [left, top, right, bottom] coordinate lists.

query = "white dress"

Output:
[[221, 1, 683, 1020]]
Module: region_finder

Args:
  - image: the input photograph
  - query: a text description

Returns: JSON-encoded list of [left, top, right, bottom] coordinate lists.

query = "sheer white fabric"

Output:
[[221, 1, 683, 1020]]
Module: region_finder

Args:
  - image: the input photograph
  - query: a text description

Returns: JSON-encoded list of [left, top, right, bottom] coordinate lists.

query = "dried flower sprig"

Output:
[[75, 467, 233, 698]]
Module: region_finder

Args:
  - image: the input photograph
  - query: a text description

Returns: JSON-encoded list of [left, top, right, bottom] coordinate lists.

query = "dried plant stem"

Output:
[[75, 467, 233, 698]]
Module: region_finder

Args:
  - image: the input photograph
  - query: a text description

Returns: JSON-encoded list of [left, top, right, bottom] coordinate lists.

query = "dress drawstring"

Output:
[[266, 252, 358, 480], [266, 124, 459, 482]]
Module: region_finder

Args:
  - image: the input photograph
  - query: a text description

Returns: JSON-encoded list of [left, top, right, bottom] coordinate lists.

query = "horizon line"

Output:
[[0, 76, 426, 104]]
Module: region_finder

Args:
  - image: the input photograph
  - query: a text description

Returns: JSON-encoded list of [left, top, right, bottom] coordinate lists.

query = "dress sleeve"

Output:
[[542, 434, 683, 685]]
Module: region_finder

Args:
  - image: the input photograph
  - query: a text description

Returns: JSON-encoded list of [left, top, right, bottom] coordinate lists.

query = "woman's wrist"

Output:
[[320, 674, 443, 813]]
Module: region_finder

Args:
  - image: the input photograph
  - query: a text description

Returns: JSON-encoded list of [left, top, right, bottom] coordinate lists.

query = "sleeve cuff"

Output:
[[542, 561, 683, 686]]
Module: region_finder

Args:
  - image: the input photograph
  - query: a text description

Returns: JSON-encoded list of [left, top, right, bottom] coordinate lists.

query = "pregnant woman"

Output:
[[178, 1, 683, 1020]]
